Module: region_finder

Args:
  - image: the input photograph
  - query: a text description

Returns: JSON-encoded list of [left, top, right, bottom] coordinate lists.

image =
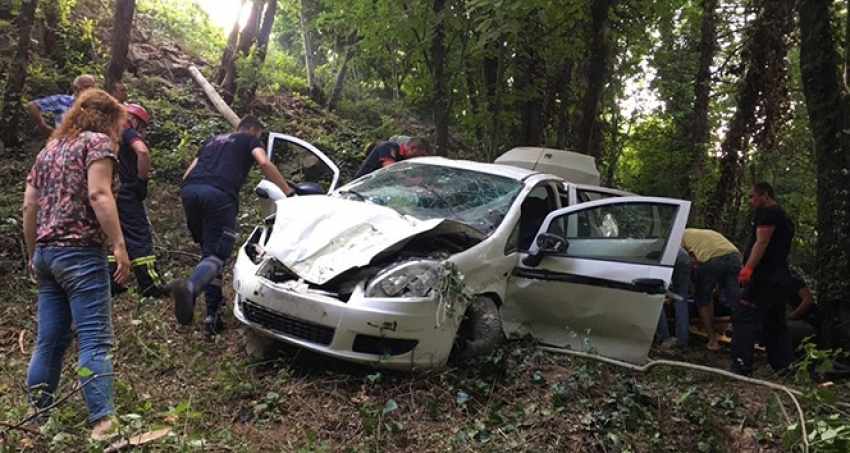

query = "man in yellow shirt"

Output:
[[681, 228, 743, 351]]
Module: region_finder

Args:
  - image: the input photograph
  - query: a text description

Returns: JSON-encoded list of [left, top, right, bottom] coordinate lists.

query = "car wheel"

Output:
[[448, 295, 503, 364], [238, 326, 274, 359]]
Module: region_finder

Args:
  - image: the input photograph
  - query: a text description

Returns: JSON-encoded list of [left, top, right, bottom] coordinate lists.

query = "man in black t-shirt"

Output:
[[171, 116, 294, 336], [109, 104, 166, 298], [730, 182, 796, 375], [353, 137, 430, 179]]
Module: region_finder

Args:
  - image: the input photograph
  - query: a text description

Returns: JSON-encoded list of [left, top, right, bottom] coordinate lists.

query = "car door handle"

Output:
[[631, 278, 666, 295]]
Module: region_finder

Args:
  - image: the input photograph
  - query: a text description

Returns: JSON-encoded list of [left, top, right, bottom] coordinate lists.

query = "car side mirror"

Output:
[[522, 233, 569, 267], [255, 187, 270, 199]]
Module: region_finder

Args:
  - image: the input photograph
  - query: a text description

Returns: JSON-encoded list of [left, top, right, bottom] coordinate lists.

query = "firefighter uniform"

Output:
[[109, 106, 165, 297]]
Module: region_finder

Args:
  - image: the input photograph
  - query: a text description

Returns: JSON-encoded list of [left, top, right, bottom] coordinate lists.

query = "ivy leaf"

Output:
[[382, 399, 398, 415]]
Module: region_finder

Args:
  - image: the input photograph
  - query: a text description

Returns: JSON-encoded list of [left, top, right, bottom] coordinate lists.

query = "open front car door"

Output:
[[255, 133, 341, 217], [503, 196, 691, 364]]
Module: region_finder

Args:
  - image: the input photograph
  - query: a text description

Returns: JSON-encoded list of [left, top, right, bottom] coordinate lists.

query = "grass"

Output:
[[0, 158, 825, 452]]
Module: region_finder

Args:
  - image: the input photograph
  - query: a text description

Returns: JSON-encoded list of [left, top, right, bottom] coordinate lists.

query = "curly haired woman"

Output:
[[22, 89, 131, 442]]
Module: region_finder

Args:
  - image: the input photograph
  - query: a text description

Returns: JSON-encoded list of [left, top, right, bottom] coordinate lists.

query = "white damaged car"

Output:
[[232, 135, 691, 369]]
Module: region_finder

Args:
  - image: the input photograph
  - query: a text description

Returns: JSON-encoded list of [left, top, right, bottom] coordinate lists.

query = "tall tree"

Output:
[[42, 0, 66, 67], [705, 0, 795, 232], [688, 0, 719, 224], [103, 0, 137, 92], [326, 31, 360, 111], [429, 0, 449, 156], [798, 0, 850, 345], [0, 0, 39, 149], [241, 0, 278, 105], [221, 0, 261, 104], [299, 0, 323, 103], [215, 0, 248, 85], [576, 0, 611, 158]]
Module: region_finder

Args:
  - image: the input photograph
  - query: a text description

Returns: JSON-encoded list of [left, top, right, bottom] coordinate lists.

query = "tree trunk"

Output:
[[798, 0, 850, 346], [215, 0, 247, 85], [576, 0, 610, 158], [689, 0, 718, 225], [299, 0, 323, 103], [42, 0, 64, 67], [514, 45, 545, 147], [462, 27, 483, 144], [704, 0, 794, 232], [0, 0, 38, 149], [222, 0, 261, 105], [555, 60, 575, 149], [189, 66, 240, 128], [103, 0, 136, 93], [326, 32, 359, 111], [487, 41, 507, 161], [430, 0, 449, 157], [243, 0, 278, 105]]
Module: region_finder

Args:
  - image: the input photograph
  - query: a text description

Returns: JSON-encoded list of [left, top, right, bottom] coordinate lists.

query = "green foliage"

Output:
[[136, 0, 226, 61]]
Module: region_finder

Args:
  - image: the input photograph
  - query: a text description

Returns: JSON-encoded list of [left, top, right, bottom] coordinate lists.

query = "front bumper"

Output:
[[232, 256, 460, 369]]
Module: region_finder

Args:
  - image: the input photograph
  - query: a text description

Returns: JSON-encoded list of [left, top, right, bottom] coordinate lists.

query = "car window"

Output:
[[269, 139, 336, 191], [518, 185, 555, 251], [545, 202, 680, 263], [339, 162, 522, 236], [576, 189, 618, 204]]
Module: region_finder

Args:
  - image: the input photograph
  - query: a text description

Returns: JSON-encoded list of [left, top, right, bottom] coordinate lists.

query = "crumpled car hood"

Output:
[[265, 196, 485, 285]]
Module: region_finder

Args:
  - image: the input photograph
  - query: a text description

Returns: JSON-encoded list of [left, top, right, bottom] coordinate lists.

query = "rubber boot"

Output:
[[174, 256, 224, 325]]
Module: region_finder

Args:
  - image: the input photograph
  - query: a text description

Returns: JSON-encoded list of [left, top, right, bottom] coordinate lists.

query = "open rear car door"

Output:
[[503, 197, 691, 363]]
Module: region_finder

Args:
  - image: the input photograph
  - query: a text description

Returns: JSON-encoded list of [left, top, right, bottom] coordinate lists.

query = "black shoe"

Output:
[[205, 315, 225, 337], [145, 280, 174, 298], [160, 280, 175, 295], [173, 279, 195, 325]]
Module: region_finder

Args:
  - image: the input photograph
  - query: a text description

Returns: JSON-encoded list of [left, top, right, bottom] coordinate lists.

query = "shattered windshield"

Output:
[[337, 162, 522, 235]]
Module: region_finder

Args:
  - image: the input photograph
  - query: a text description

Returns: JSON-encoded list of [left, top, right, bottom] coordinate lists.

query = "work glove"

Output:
[[738, 264, 754, 287]]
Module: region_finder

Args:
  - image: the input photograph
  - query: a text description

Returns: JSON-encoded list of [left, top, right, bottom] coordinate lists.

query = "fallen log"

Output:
[[187, 65, 239, 128]]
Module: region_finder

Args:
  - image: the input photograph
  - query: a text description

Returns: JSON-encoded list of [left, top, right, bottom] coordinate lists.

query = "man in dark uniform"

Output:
[[110, 104, 166, 297], [730, 182, 796, 375], [353, 136, 430, 179], [171, 115, 294, 336], [786, 271, 817, 347]]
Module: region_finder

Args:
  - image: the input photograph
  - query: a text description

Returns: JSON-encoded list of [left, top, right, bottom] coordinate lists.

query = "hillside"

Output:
[[1, 1, 848, 452]]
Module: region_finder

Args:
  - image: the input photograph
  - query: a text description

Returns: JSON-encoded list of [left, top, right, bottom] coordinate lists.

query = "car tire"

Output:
[[238, 326, 274, 359], [448, 295, 504, 365]]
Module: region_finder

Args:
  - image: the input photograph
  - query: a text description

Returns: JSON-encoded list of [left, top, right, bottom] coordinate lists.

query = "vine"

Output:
[[435, 261, 475, 327]]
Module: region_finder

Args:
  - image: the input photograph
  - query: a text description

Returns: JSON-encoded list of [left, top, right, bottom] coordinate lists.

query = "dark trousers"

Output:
[[181, 184, 238, 318], [110, 189, 163, 297], [730, 273, 795, 375]]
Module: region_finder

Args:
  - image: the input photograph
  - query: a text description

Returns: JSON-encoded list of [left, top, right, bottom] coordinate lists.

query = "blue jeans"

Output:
[[27, 246, 114, 422], [657, 247, 691, 345], [181, 184, 238, 317]]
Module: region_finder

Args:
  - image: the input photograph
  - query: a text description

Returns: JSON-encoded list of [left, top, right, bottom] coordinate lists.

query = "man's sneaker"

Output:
[[205, 315, 225, 338], [172, 279, 195, 325]]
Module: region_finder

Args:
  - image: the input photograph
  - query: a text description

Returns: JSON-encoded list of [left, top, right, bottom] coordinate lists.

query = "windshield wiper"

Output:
[[338, 189, 367, 201]]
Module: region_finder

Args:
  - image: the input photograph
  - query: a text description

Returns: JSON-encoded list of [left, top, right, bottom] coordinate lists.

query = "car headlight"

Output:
[[365, 259, 440, 298]]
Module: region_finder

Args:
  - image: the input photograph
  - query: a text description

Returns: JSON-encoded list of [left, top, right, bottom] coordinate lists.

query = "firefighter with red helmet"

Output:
[[109, 103, 167, 297]]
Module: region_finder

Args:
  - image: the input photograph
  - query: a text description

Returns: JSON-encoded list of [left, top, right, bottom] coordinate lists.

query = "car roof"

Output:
[[407, 156, 552, 181]]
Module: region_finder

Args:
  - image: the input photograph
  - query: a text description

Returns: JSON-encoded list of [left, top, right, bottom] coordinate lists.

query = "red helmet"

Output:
[[125, 104, 150, 126]]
